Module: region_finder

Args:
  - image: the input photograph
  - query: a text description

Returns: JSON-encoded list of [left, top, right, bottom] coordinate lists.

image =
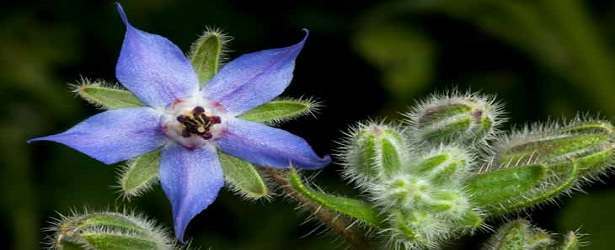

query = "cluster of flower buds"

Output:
[[338, 92, 614, 249], [341, 92, 499, 248]]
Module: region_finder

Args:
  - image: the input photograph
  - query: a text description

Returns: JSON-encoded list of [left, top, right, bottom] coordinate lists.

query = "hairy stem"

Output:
[[263, 168, 371, 249]]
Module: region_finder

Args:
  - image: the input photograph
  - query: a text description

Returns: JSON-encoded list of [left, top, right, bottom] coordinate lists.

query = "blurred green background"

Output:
[[2, 0, 615, 249]]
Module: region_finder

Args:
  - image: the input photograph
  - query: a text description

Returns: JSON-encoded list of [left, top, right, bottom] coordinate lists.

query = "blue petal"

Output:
[[28, 107, 165, 164], [202, 30, 308, 115], [217, 118, 330, 169], [159, 143, 224, 242], [115, 3, 199, 108]]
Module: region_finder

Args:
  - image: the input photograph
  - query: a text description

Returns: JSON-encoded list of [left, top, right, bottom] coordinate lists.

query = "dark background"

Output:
[[2, 0, 615, 249]]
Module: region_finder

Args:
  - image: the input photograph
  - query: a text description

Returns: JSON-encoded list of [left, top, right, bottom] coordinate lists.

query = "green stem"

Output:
[[263, 169, 371, 250]]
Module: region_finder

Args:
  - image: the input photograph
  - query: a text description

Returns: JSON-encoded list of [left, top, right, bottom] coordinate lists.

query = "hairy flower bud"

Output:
[[48, 210, 175, 250], [483, 219, 553, 250], [413, 146, 472, 185], [342, 123, 409, 184], [492, 120, 614, 178], [405, 92, 502, 145]]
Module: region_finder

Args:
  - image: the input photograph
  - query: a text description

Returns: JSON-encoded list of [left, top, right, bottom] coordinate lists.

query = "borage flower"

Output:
[[30, 3, 330, 241]]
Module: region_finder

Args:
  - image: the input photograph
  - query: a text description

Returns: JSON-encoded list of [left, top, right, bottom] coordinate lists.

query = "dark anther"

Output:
[[193, 106, 205, 114], [177, 106, 221, 140], [210, 116, 221, 124]]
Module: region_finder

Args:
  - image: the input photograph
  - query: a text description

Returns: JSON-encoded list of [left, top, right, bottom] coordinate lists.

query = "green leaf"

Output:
[[219, 153, 268, 199], [483, 163, 578, 216], [73, 79, 142, 109], [287, 169, 384, 227], [238, 98, 320, 124], [503, 163, 577, 213], [52, 211, 175, 250], [118, 150, 160, 199], [189, 29, 229, 85], [466, 164, 547, 210]]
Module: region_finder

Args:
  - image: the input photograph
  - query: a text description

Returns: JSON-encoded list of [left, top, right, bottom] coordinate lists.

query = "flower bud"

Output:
[[343, 123, 409, 184], [49, 210, 175, 250], [406, 92, 502, 144], [413, 146, 472, 185], [493, 120, 614, 177], [484, 219, 552, 250], [372, 175, 430, 209]]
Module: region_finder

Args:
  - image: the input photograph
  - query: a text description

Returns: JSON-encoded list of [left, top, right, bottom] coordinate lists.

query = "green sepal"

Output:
[[458, 210, 484, 230], [576, 149, 614, 177], [219, 153, 269, 199], [558, 231, 580, 250], [73, 80, 143, 109], [118, 150, 160, 199], [52, 211, 175, 250], [189, 29, 229, 85], [238, 98, 320, 124], [388, 209, 427, 245], [288, 169, 384, 227], [466, 164, 547, 211], [483, 219, 552, 250]]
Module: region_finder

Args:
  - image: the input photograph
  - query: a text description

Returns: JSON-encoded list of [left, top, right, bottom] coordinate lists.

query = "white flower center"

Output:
[[161, 99, 224, 149]]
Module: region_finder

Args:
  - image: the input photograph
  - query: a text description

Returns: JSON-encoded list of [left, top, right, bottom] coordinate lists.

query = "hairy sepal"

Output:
[[118, 150, 160, 199], [219, 153, 269, 199], [189, 28, 230, 85], [238, 98, 321, 124], [72, 78, 142, 109]]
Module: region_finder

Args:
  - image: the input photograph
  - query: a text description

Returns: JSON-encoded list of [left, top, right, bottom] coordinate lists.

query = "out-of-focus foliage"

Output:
[[355, 0, 615, 116], [354, 22, 434, 108]]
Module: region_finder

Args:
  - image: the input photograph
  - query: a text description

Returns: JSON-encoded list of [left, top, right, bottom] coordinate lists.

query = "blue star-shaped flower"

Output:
[[30, 3, 330, 241]]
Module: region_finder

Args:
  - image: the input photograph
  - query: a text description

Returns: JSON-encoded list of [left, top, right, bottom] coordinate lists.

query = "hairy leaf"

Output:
[[466, 164, 547, 209], [487, 163, 578, 215]]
